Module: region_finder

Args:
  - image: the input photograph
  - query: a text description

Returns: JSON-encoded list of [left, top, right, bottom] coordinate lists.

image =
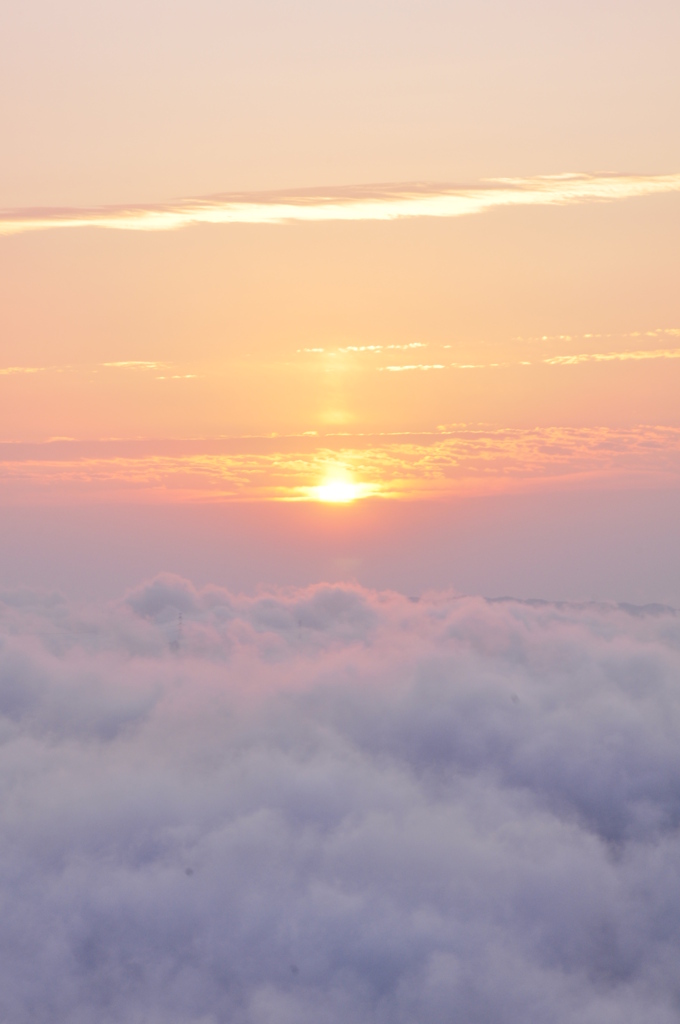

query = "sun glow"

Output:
[[314, 480, 363, 503]]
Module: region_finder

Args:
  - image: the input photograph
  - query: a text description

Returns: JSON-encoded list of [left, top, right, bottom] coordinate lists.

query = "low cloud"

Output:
[[3, 426, 680, 503], [1, 576, 680, 1021], [2, 172, 680, 236]]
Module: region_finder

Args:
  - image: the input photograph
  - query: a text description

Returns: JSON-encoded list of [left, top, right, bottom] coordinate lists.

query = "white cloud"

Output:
[[2, 173, 680, 236], [1, 576, 680, 1022]]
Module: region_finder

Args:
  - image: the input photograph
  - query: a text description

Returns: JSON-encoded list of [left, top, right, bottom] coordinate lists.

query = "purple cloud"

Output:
[[0, 577, 679, 1021]]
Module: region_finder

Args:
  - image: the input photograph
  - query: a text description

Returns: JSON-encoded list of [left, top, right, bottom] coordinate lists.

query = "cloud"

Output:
[[0, 361, 168, 377], [545, 349, 680, 365], [377, 350, 680, 370], [299, 344, 429, 355], [2, 173, 680, 236], [3, 426, 680, 503], [0, 365, 44, 376], [102, 361, 164, 370], [1, 576, 680, 1021], [380, 363, 446, 372]]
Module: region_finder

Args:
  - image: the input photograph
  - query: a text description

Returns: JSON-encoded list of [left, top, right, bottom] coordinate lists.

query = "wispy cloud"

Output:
[[381, 363, 447, 372], [0, 366, 44, 376], [102, 360, 164, 369], [376, 346, 680, 372], [518, 328, 680, 344], [2, 173, 680, 236], [297, 343, 427, 355], [544, 348, 680, 365], [0, 361, 173, 377]]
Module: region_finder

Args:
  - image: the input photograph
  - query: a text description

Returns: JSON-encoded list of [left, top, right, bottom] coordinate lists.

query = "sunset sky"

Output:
[[1, 0, 679, 599], [5, 5, 680, 1021]]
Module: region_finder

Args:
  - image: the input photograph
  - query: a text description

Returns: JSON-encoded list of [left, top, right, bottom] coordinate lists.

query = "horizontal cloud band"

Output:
[[2, 173, 680, 235], [2, 426, 680, 502]]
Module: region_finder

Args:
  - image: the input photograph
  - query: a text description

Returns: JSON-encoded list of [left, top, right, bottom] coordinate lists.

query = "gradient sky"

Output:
[[1, 0, 680, 600], [7, 12, 680, 1021]]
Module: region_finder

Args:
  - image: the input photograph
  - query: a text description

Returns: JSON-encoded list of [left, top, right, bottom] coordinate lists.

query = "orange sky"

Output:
[[1, 0, 680, 526], [2, 188, 679, 504]]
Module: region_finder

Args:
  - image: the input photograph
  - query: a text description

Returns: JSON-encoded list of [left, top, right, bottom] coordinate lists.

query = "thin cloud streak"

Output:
[[2, 173, 680, 236], [0, 366, 43, 376], [102, 360, 164, 369], [381, 364, 447, 372], [378, 349, 680, 371], [545, 348, 680, 365], [0, 361, 169, 377]]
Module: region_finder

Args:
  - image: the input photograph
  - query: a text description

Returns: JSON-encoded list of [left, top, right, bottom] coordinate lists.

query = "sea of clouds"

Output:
[[1, 574, 680, 1023]]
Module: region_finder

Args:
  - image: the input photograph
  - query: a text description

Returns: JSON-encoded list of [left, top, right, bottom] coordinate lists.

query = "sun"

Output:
[[306, 470, 377, 503], [314, 480, 362, 503]]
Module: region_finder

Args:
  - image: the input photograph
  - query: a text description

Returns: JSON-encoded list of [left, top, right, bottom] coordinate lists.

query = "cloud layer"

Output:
[[1, 577, 680, 1022], [2, 173, 680, 236], [3, 426, 680, 503]]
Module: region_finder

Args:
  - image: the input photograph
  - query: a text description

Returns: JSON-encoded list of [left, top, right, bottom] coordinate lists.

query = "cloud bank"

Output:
[[2, 173, 680, 236], [2, 576, 680, 1022], [3, 425, 680, 503]]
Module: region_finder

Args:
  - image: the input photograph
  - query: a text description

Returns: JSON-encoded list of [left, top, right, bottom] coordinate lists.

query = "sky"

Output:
[[1, 0, 680, 600], [4, 4, 680, 1020]]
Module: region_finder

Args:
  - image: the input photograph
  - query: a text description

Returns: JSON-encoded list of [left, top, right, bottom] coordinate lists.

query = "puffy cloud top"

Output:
[[1, 575, 680, 1023]]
